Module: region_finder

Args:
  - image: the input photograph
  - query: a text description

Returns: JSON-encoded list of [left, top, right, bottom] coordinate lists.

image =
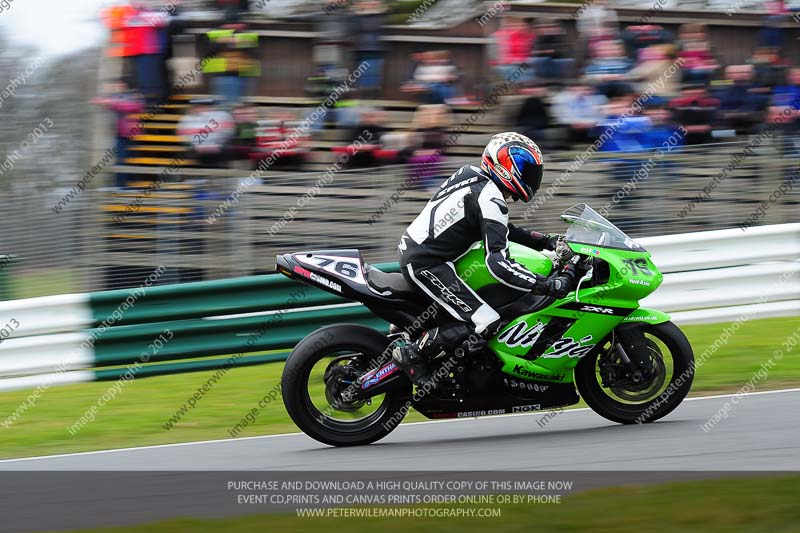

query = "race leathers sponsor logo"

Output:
[[511, 364, 567, 382], [434, 175, 480, 200], [360, 362, 399, 389], [293, 265, 342, 293], [497, 320, 545, 348], [418, 269, 473, 313]]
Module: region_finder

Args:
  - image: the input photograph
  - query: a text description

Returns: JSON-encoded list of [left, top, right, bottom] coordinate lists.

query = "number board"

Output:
[[296, 254, 366, 284]]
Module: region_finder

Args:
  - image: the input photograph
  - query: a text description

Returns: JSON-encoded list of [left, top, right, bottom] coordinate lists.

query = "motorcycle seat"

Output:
[[365, 265, 419, 298]]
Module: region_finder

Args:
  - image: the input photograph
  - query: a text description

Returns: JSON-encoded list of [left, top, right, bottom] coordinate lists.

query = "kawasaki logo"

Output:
[[512, 364, 566, 382]]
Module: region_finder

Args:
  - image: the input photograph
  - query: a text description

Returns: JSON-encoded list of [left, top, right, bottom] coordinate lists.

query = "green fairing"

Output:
[[623, 307, 671, 324], [453, 227, 666, 383]]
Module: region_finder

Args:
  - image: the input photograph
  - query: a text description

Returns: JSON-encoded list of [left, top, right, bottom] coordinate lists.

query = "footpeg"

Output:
[[391, 341, 433, 387]]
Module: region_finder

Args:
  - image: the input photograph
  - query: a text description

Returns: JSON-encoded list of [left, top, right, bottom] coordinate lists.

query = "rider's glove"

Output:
[[546, 233, 562, 251], [542, 275, 572, 298], [531, 231, 561, 251], [542, 263, 578, 298], [561, 262, 579, 280]]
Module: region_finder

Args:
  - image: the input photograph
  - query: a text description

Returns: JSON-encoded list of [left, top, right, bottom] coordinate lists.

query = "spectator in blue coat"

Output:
[[718, 65, 770, 134], [352, 0, 387, 98], [770, 67, 800, 169], [585, 40, 633, 98]]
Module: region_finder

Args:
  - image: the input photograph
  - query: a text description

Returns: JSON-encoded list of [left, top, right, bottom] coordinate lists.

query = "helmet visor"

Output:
[[509, 145, 543, 192], [520, 160, 543, 193]]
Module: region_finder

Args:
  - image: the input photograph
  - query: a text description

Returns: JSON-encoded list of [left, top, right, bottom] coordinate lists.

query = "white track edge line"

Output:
[[1, 387, 799, 464]]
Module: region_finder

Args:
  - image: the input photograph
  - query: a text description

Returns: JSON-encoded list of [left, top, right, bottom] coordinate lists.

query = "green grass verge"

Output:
[[72, 475, 800, 533], [0, 317, 798, 460], [7, 268, 78, 299]]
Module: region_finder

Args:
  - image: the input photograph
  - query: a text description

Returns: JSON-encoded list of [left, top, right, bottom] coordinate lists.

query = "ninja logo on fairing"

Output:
[[540, 335, 595, 359], [497, 320, 545, 348]]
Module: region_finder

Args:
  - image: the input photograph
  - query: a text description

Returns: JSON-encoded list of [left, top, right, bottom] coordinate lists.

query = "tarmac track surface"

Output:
[[1, 389, 798, 531]]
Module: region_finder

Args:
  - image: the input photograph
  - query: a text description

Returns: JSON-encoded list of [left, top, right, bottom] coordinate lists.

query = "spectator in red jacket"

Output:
[[492, 16, 535, 81], [677, 24, 718, 86], [126, 4, 169, 103]]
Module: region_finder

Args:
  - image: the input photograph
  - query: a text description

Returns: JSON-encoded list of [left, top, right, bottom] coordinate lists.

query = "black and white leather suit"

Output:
[[398, 164, 552, 336]]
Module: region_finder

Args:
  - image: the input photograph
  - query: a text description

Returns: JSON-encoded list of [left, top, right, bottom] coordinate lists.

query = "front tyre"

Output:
[[575, 321, 694, 425], [282, 324, 412, 446]]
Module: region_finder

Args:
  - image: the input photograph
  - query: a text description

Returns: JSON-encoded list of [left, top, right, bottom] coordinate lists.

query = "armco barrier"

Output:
[[0, 306, 385, 377], [0, 225, 796, 392], [88, 272, 355, 328], [0, 262, 398, 340], [641, 223, 799, 321]]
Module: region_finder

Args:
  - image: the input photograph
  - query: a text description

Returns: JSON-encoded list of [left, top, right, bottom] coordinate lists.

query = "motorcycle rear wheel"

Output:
[[282, 324, 412, 446]]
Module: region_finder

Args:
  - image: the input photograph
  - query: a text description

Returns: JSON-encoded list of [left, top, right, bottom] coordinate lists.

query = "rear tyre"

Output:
[[282, 324, 412, 446], [574, 321, 694, 425]]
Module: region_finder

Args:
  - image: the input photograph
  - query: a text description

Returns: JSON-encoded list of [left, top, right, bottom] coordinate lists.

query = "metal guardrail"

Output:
[[0, 224, 796, 393], [642, 223, 800, 323]]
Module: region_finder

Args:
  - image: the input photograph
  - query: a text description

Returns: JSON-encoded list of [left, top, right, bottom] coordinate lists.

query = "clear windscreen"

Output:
[[561, 204, 645, 251]]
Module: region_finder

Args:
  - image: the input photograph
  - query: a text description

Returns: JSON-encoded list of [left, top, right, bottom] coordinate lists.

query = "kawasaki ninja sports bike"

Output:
[[277, 204, 694, 447]]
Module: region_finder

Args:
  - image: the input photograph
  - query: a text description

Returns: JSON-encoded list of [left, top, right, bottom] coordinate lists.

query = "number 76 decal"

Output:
[[622, 258, 653, 277], [300, 255, 366, 283]]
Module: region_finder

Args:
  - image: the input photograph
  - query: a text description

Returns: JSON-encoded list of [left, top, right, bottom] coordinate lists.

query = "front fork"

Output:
[[599, 325, 656, 388], [610, 342, 644, 386]]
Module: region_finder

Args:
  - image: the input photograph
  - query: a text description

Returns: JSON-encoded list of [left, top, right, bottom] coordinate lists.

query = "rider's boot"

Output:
[[392, 322, 500, 388], [391, 339, 433, 387]]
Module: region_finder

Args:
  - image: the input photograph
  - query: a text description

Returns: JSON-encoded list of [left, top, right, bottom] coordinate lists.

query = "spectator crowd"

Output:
[[94, 0, 800, 189], [502, 0, 799, 154]]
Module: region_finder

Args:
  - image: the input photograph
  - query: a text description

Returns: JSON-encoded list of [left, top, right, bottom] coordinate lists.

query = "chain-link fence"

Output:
[[1, 139, 797, 298]]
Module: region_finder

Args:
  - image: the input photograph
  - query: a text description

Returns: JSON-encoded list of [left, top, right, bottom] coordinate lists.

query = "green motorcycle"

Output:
[[278, 204, 695, 446]]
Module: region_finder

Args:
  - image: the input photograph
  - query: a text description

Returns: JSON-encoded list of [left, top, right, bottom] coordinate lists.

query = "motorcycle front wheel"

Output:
[[574, 321, 694, 424]]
